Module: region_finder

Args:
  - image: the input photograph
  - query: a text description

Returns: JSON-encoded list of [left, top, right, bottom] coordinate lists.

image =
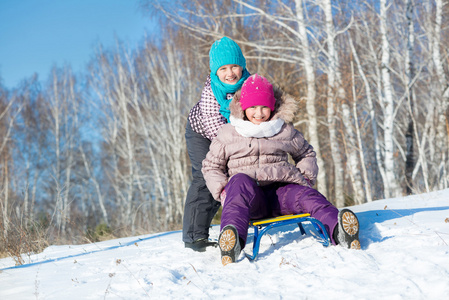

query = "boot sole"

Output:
[[341, 210, 359, 235], [351, 240, 361, 250], [339, 209, 361, 250], [219, 225, 239, 266]]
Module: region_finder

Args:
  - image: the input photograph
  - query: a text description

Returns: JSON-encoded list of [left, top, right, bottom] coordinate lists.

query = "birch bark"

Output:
[[432, 0, 449, 189], [49, 71, 63, 231], [350, 60, 373, 202], [380, 0, 402, 198], [322, 0, 361, 205], [349, 36, 378, 202], [116, 57, 135, 233], [295, 0, 329, 199]]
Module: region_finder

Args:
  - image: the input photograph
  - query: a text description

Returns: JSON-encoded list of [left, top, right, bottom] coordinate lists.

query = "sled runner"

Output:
[[247, 213, 330, 260]]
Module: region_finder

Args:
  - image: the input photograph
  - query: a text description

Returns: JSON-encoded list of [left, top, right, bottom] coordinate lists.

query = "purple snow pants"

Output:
[[220, 173, 339, 248]]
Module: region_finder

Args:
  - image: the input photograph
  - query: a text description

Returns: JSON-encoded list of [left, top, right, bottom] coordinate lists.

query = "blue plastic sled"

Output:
[[247, 213, 331, 261]]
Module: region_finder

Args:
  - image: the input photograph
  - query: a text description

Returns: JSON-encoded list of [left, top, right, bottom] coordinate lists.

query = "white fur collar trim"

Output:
[[229, 115, 285, 138]]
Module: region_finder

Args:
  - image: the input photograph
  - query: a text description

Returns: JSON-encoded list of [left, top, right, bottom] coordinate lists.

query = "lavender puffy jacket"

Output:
[[202, 85, 318, 201]]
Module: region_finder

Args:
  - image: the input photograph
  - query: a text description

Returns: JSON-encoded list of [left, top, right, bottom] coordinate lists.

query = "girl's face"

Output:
[[216, 64, 243, 85], [245, 106, 272, 125]]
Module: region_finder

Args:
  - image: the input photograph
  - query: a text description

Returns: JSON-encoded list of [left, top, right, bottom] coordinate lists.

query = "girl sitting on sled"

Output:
[[202, 74, 361, 266]]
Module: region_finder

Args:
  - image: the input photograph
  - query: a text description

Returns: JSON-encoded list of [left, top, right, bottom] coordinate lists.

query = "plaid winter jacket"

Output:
[[188, 76, 233, 141]]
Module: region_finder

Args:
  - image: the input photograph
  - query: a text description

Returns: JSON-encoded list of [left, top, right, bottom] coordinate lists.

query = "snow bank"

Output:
[[1, 189, 449, 299]]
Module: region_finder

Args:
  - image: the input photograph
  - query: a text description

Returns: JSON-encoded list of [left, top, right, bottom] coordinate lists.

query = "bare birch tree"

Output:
[[89, 32, 196, 233], [294, 0, 329, 199], [43, 67, 82, 235], [321, 0, 360, 205], [380, 0, 402, 198], [0, 83, 24, 238], [431, 0, 449, 190], [0, 87, 14, 238]]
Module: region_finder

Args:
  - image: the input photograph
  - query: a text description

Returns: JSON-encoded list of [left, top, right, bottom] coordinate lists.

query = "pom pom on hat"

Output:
[[209, 37, 246, 75], [240, 74, 276, 112]]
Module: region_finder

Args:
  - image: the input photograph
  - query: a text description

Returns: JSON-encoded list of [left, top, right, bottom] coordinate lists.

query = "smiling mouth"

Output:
[[252, 118, 265, 123]]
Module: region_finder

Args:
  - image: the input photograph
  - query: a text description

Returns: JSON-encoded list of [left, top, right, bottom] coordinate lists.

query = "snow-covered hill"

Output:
[[1, 189, 449, 299]]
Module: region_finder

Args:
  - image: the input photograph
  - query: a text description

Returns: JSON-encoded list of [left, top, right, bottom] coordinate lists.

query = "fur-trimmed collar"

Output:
[[229, 84, 298, 123]]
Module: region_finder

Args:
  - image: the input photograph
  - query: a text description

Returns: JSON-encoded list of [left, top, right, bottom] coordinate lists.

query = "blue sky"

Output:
[[0, 0, 157, 89]]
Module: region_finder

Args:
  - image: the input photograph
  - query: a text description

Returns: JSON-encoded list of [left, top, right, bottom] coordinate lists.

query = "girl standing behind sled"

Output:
[[183, 37, 251, 252], [202, 74, 361, 265]]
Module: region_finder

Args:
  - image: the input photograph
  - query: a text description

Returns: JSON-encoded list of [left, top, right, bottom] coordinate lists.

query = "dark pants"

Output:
[[221, 173, 339, 247], [183, 121, 221, 243]]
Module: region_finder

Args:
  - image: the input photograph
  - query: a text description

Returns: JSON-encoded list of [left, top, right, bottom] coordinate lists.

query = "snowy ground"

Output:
[[1, 189, 449, 300]]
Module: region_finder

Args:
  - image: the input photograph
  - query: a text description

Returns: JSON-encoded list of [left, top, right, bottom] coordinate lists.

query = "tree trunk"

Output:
[[350, 60, 373, 202], [432, 0, 449, 190], [295, 0, 329, 199], [404, 0, 416, 195], [380, 0, 402, 198]]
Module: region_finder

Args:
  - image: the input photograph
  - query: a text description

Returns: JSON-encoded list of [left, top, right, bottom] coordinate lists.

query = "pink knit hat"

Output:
[[240, 74, 276, 111]]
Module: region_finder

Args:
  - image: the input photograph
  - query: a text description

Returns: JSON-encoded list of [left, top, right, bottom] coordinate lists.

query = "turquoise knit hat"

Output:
[[209, 37, 246, 74]]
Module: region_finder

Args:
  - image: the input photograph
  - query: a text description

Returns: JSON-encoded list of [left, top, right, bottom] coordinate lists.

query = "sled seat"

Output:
[[247, 213, 330, 261]]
